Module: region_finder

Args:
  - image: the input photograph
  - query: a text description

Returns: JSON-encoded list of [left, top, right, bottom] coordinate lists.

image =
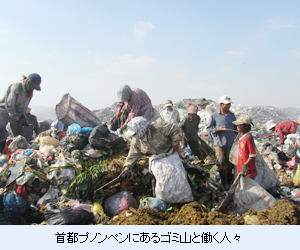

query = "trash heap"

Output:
[[1, 95, 300, 225]]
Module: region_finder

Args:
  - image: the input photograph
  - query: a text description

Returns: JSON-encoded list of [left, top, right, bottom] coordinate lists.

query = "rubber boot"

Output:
[[0, 140, 6, 154]]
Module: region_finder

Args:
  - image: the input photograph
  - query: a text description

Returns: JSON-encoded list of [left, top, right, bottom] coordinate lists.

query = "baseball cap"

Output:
[[28, 73, 41, 91], [219, 95, 232, 104], [232, 114, 253, 125]]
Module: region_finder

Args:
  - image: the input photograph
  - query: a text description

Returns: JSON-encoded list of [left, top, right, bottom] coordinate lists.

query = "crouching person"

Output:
[[119, 117, 181, 176]]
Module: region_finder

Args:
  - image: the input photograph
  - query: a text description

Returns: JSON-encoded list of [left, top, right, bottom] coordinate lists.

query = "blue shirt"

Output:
[[206, 110, 237, 147]]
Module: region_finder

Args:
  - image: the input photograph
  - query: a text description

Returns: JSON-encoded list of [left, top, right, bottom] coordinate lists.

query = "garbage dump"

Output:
[[1, 97, 300, 225]]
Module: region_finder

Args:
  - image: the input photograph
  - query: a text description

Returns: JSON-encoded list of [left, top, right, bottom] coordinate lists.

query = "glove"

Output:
[[242, 165, 248, 176]]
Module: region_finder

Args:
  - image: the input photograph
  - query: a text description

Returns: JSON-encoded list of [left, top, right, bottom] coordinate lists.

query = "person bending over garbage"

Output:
[[119, 116, 181, 176], [0, 73, 42, 153], [115, 85, 160, 134], [266, 120, 300, 151], [233, 115, 257, 179]]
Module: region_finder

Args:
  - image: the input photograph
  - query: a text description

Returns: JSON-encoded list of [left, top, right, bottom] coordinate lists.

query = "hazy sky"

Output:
[[1, 0, 300, 113]]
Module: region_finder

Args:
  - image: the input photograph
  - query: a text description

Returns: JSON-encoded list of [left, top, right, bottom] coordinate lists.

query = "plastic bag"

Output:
[[60, 132, 91, 152], [37, 186, 60, 206], [47, 168, 75, 188], [139, 197, 168, 211], [8, 135, 28, 153], [3, 191, 27, 214], [39, 136, 60, 148], [287, 156, 296, 169], [293, 164, 300, 187], [71, 200, 93, 213], [104, 191, 138, 217], [44, 205, 94, 225], [234, 175, 276, 214], [89, 123, 126, 153], [67, 123, 82, 135], [229, 135, 239, 165], [149, 150, 194, 204], [39, 145, 57, 157]]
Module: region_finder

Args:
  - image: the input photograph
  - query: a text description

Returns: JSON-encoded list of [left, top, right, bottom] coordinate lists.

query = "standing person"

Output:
[[197, 98, 216, 126], [23, 107, 40, 142], [180, 104, 206, 161], [266, 120, 300, 151], [233, 115, 257, 178], [160, 100, 181, 126], [115, 85, 159, 134], [0, 73, 42, 153], [206, 95, 237, 190]]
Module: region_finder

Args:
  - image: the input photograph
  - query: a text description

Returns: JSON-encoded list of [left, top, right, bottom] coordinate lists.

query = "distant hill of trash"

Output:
[[32, 99, 299, 129]]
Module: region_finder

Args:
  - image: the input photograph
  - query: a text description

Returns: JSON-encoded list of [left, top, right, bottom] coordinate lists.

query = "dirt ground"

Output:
[[110, 199, 300, 225]]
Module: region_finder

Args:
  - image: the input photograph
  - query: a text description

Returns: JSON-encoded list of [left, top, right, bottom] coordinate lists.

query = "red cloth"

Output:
[[275, 121, 298, 145], [237, 133, 257, 178], [16, 185, 27, 197]]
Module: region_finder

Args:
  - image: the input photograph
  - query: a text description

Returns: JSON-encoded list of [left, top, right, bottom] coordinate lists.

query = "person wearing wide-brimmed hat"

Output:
[[233, 114, 257, 178], [266, 120, 300, 151], [206, 95, 237, 190], [197, 98, 216, 125], [0, 73, 42, 153]]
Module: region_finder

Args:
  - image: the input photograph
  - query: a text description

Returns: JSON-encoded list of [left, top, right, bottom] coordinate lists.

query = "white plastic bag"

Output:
[[149, 150, 194, 204], [229, 135, 239, 165], [234, 175, 276, 214]]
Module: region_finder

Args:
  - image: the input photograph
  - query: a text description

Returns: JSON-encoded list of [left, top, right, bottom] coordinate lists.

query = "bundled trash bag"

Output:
[[104, 191, 138, 217], [139, 197, 168, 211], [89, 123, 126, 154], [234, 175, 276, 214], [56, 93, 101, 127], [67, 123, 82, 135], [44, 205, 94, 225], [149, 150, 194, 204], [3, 191, 27, 214]]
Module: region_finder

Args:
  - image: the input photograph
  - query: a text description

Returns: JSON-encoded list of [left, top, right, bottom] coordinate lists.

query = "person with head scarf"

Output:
[[0, 73, 41, 153], [206, 95, 237, 191], [22, 107, 40, 142], [119, 116, 181, 176], [179, 104, 207, 162], [115, 85, 153, 134]]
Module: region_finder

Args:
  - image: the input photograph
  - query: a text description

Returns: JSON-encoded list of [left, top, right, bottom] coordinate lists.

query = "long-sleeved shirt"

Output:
[[275, 121, 299, 145], [160, 109, 181, 126], [179, 115, 200, 142], [0, 82, 31, 122], [116, 88, 152, 126], [123, 121, 181, 169], [206, 110, 237, 147]]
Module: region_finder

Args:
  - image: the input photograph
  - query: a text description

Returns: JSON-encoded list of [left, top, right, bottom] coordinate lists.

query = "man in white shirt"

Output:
[[160, 100, 181, 126]]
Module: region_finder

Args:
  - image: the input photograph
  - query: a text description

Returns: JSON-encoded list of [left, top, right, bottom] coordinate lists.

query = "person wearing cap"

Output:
[[0, 73, 41, 153], [160, 100, 181, 126], [115, 85, 160, 134], [179, 104, 206, 161], [233, 115, 257, 178], [206, 95, 237, 190], [22, 107, 40, 142], [266, 120, 300, 151], [120, 116, 181, 176]]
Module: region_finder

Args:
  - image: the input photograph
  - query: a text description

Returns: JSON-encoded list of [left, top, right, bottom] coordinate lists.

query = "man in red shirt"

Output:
[[266, 120, 300, 151]]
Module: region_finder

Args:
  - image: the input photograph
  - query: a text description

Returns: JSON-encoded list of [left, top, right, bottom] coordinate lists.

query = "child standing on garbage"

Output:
[[233, 115, 257, 178]]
